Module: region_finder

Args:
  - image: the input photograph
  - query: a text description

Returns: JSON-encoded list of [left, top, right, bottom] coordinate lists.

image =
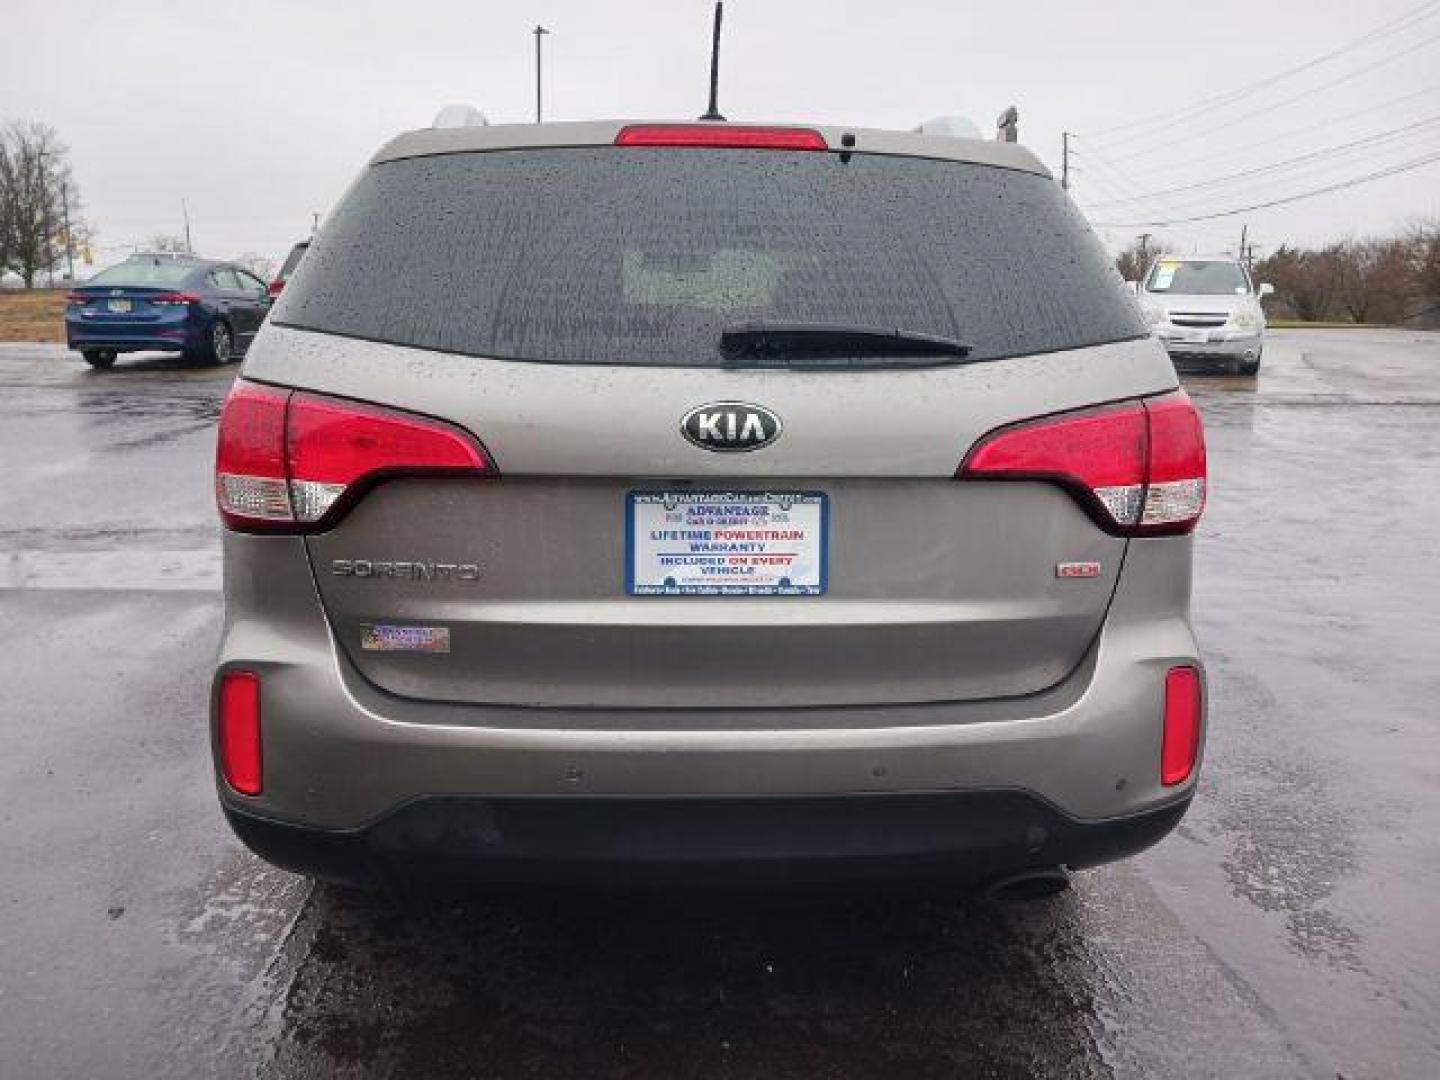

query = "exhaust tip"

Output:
[[982, 866, 1072, 904]]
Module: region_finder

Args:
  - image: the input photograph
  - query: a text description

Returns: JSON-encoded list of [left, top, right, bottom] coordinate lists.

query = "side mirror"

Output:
[[1258, 282, 1275, 298]]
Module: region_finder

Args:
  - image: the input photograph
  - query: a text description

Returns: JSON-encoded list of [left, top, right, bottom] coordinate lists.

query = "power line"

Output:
[[1087, 135, 1440, 221], [1072, 154, 1188, 224], [1071, 143, 1226, 224], [1083, 113, 1440, 209], [1091, 148, 1440, 226], [1083, 0, 1440, 144], [1084, 125, 1440, 218], [1070, 167, 1151, 208], [1099, 29, 1440, 165], [1114, 80, 1440, 179]]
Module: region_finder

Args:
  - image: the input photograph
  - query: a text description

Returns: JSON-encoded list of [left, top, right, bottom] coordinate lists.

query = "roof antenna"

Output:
[[699, 2, 726, 121]]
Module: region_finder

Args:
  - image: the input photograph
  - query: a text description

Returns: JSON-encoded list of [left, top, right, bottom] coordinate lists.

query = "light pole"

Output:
[[533, 25, 549, 123], [36, 149, 55, 286], [58, 178, 75, 281]]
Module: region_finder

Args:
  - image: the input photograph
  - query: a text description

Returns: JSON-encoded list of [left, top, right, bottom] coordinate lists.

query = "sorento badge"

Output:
[[681, 402, 782, 452]]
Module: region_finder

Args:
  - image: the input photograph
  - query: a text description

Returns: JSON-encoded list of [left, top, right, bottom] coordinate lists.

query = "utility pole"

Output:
[[1061, 131, 1071, 191], [1243, 242, 1262, 276], [181, 199, 193, 254], [59, 178, 75, 280], [1139, 231, 1152, 270], [1239, 222, 1247, 262], [37, 149, 54, 286], [312, 211, 320, 236], [533, 25, 549, 123]]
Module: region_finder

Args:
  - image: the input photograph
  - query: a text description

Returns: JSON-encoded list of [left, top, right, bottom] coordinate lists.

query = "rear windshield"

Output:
[[278, 243, 308, 280], [274, 148, 1144, 367], [87, 261, 196, 287]]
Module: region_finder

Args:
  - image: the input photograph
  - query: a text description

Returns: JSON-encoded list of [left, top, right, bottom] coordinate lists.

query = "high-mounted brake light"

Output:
[[615, 124, 828, 151], [215, 380, 494, 532], [959, 390, 1206, 536], [1162, 665, 1202, 785]]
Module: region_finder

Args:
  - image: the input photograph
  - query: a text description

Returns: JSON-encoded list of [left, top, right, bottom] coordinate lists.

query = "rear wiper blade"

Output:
[[719, 321, 975, 368]]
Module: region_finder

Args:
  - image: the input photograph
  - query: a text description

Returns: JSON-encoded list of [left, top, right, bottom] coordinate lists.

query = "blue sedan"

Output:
[[65, 255, 272, 368]]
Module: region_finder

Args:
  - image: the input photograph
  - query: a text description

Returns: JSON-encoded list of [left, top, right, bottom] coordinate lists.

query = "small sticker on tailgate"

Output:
[[360, 623, 451, 653]]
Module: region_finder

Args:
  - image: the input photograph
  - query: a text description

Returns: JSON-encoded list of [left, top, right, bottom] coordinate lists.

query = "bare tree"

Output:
[[1408, 220, 1440, 325], [0, 145, 12, 279], [144, 234, 191, 254], [1255, 244, 1345, 323], [1333, 237, 1412, 324], [0, 121, 88, 287], [1115, 234, 1174, 284], [232, 252, 276, 281]]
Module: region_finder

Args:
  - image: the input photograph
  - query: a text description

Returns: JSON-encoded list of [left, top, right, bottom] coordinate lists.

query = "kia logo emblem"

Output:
[[680, 402, 782, 452]]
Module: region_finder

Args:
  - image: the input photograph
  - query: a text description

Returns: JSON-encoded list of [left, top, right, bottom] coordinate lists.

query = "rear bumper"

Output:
[[213, 531, 1205, 881], [224, 790, 1192, 889], [65, 315, 205, 353]]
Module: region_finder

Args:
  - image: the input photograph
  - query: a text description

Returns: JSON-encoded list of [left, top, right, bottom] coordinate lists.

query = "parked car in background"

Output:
[[1139, 255, 1273, 375], [66, 254, 271, 368], [213, 114, 1207, 893], [267, 241, 310, 299]]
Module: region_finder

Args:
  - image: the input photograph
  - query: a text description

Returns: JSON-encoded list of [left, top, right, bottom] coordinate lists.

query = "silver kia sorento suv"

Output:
[[211, 117, 1207, 890]]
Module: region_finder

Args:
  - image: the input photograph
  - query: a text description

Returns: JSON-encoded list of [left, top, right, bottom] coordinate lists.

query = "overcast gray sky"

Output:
[[5, 0, 1439, 271]]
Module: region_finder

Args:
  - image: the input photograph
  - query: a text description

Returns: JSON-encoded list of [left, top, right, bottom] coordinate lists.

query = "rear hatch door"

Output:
[[257, 140, 1172, 710]]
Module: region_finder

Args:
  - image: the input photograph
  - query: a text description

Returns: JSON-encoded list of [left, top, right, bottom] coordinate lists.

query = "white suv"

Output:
[[1140, 255, 1272, 376]]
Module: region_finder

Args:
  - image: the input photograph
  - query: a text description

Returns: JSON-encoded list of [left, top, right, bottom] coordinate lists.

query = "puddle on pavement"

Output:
[[259, 885, 1111, 1079]]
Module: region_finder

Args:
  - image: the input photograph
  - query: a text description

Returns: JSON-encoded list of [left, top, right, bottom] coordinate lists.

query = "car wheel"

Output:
[[197, 322, 234, 366], [82, 349, 117, 369], [1237, 353, 1261, 377]]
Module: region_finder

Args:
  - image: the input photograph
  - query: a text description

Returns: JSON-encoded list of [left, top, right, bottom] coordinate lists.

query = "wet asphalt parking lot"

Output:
[[0, 330, 1437, 1079]]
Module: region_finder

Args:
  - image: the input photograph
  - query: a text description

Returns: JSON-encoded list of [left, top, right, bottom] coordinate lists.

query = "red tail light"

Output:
[[959, 390, 1206, 536], [615, 124, 828, 151], [218, 671, 263, 796], [214, 382, 291, 527], [1162, 665, 1203, 785], [149, 291, 202, 306], [1141, 392, 1208, 531], [66, 291, 89, 305], [215, 380, 494, 531], [267, 280, 285, 299]]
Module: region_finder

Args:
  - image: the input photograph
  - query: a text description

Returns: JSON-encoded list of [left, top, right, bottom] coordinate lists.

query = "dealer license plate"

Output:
[[627, 491, 828, 596]]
